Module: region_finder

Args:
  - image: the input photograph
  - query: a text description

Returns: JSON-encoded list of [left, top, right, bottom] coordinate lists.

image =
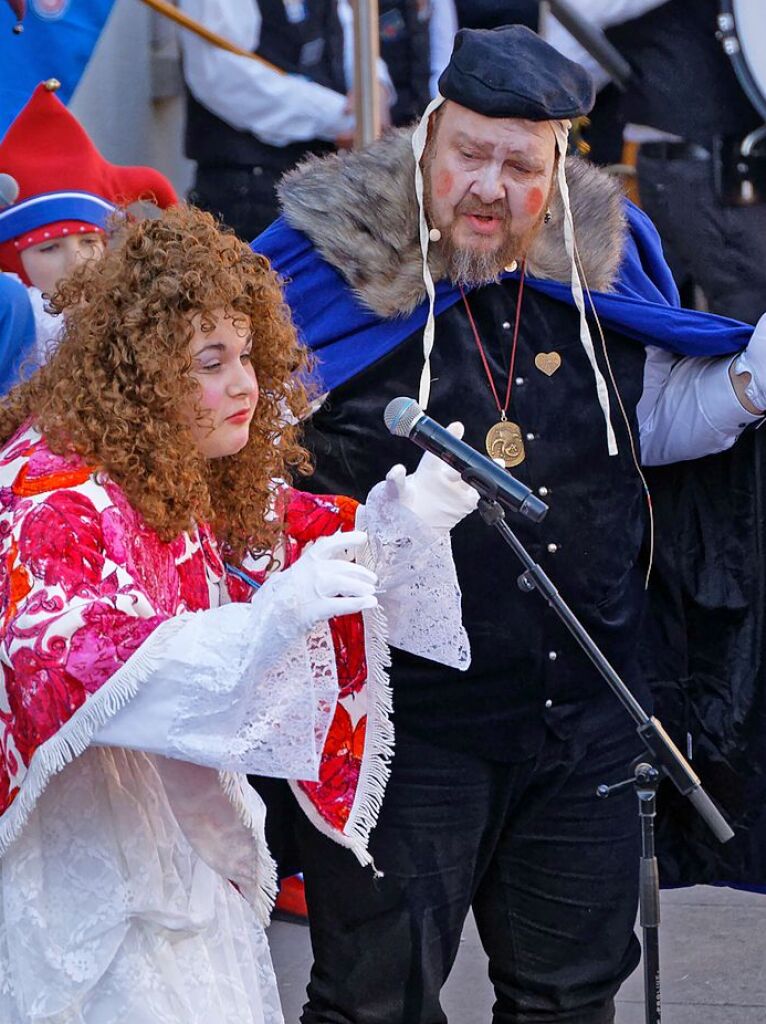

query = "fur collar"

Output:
[[278, 128, 627, 319]]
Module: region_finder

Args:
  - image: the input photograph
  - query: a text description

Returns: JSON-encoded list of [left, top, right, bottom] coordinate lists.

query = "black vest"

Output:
[[379, 0, 431, 127], [303, 282, 649, 761], [185, 0, 346, 170], [606, 0, 762, 145], [455, 0, 537, 31]]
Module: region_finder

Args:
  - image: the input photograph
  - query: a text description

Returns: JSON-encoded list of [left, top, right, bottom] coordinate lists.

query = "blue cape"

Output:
[[254, 201, 753, 392], [0, 276, 35, 395]]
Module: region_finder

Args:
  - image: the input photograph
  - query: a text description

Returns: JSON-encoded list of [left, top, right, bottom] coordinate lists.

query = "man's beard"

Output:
[[424, 184, 544, 287]]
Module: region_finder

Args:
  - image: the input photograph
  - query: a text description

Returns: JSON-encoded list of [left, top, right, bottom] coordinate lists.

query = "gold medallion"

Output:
[[534, 351, 562, 376], [486, 420, 525, 467]]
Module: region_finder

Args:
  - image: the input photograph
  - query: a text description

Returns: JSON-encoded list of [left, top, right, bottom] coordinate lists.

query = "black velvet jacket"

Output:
[[303, 281, 649, 763]]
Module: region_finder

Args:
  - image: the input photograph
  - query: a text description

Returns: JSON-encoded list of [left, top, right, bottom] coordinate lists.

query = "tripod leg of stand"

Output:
[[637, 767, 661, 1024]]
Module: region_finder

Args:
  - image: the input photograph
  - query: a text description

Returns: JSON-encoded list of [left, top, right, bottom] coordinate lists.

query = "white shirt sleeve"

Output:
[[179, 0, 353, 148], [428, 0, 458, 98], [541, 0, 670, 91], [638, 345, 761, 466]]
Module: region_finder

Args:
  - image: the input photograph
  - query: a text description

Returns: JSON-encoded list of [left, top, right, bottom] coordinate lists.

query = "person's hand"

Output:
[[335, 82, 393, 149], [261, 531, 378, 640], [378, 79, 393, 131], [732, 312, 766, 414], [384, 422, 479, 532]]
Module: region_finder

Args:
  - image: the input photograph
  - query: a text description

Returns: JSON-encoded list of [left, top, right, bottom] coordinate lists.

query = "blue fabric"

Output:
[[254, 199, 754, 393], [0, 1, 116, 136], [0, 191, 115, 243], [0, 275, 35, 394]]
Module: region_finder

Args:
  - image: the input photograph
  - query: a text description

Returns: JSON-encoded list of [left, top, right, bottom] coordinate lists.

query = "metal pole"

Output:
[[636, 763, 662, 1024], [352, 0, 381, 149]]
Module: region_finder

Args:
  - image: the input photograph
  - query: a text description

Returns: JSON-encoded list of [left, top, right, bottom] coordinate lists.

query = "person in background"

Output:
[[455, 0, 537, 31], [379, 0, 457, 127], [543, 0, 766, 323], [179, 0, 457, 240], [179, 0, 386, 241], [0, 80, 177, 382]]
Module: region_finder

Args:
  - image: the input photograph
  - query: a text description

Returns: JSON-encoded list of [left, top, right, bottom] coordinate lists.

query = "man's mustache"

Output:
[[454, 199, 509, 220]]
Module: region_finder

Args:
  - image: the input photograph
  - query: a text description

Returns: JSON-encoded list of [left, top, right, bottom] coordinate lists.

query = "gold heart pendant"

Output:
[[534, 352, 562, 376]]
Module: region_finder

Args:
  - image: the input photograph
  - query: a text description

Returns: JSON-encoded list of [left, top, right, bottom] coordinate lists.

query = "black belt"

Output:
[[640, 140, 711, 161]]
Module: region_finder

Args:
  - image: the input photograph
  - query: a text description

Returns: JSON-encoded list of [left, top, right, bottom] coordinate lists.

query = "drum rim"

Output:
[[718, 0, 766, 123]]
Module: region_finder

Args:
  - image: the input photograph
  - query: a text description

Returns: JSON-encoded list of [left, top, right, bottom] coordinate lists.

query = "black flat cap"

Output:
[[438, 25, 595, 121]]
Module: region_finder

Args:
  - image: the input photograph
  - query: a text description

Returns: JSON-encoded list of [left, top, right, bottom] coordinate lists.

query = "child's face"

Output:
[[20, 232, 105, 295], [186, 309, 259, 459]]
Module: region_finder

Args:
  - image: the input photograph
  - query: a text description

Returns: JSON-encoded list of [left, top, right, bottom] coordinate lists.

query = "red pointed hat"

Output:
[[0, 80, 178, 265]]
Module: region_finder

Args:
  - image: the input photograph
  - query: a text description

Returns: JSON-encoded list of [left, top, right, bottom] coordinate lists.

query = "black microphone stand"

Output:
[[477, 496, 733, 1024]]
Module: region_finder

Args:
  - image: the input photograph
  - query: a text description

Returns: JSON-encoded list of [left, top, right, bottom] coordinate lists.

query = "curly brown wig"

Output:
[[0, 204, 313, 559]]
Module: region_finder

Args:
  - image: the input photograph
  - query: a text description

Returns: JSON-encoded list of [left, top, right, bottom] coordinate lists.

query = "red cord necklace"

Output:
[[459, 260, 527, 466]]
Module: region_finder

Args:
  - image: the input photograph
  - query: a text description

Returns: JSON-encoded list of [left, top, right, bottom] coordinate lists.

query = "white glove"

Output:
[[259, 530, 378, 643], [734, 312, 766, 412], [384, 421, 479, 532]]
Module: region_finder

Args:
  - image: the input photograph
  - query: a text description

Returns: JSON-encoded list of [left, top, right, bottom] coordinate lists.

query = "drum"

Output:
[[716, 2, 766, 203], [718, 0, 766, 122]]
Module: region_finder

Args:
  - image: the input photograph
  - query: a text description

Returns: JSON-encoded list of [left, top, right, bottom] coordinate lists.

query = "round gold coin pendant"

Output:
[[485, 420, 526, 467]]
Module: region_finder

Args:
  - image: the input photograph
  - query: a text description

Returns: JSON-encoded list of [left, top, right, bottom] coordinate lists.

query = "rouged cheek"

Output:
[[434, 170, 454, 199], [195, 383, 226, 425], [524, 186, 544, 217]]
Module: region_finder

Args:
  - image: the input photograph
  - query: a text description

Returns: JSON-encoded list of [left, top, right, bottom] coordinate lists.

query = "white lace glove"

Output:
[[734, 312, 766, 412], [384, 421, 480, 532], [258, 530, 378, 643]]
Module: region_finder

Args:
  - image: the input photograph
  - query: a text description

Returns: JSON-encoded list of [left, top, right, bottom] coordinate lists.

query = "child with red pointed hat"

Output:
[[0, 79, 177, 381]]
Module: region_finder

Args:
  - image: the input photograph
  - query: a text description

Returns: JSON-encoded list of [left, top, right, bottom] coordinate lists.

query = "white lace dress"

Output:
[[0, 749, 283, 1024], [0, 485, 468, 1024]]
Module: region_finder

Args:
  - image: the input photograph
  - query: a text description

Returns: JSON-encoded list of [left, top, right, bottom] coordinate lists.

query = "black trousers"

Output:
[[188, 164, 283, 243], [296, 699, 643, 1024], [637, 151, 766, 325]]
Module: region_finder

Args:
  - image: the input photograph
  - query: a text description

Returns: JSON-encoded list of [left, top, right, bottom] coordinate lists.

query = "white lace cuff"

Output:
[[359, 481, 470, 670], [94, 599, 338, 780]]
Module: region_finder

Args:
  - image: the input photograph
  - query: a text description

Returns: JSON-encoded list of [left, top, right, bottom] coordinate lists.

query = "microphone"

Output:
[[384, 397, 549, 523]]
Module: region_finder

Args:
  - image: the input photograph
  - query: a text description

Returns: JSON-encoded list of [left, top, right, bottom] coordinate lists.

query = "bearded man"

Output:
[[255, 26, 766, 1024]]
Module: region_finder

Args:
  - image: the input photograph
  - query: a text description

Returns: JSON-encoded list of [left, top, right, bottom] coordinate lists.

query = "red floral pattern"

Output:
[[4, 647, 87, 766], [330, 614, 368, 699], [67, 604, 166, 694], [300, 705, 366, 829], [101, 482, 181, 615], [19, 490, 105, 599], [284, 490, 358, 546], [281, 486, 375, 834]]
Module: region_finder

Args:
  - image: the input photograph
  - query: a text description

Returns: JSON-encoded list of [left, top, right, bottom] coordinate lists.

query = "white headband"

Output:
[[552, 120, 617, 456], [411, 92, 446, 410]]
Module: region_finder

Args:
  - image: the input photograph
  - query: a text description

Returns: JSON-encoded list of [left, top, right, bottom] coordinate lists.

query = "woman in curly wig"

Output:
[[0, 203, 310, 558], [0, 204, 477, 1024]]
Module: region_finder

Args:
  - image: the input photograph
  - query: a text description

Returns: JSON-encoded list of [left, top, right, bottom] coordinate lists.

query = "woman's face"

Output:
[[186, 310, 259, 459]]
